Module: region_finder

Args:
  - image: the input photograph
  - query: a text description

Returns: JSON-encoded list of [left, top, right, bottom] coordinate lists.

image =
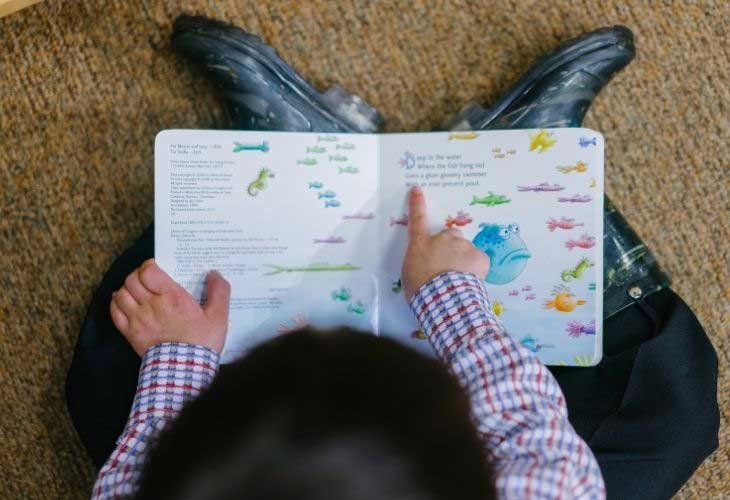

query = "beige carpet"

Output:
[[1, 0, 728, 497]]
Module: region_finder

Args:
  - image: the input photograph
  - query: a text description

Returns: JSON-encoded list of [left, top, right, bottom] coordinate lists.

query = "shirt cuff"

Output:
[[122, 342, 220, 434], [409, 271, 505, 362]]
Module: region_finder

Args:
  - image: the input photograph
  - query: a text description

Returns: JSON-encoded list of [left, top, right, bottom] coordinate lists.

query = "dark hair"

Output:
[[135, 328, 495, 500]]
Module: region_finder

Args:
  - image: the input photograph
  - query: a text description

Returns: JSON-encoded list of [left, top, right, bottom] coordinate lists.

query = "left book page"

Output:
[[155, 130, 380, 362]]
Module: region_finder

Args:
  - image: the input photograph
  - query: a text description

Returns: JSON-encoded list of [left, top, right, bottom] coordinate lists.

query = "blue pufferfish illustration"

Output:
[[472, 223, 531, 284]]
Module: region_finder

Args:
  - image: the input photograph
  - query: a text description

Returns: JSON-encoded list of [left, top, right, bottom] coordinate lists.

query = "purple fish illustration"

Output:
[[522, 285, 533, 292], [508, 289, 520, 296], [566, 319, 597, 338], [342, 212, 376, 220], [390, 214, 409, 227], [578, 136, 597, 148], [524, 293, 537, 301], [313, 236, 346, 244], [517, 182, 565, 192], [558, 194, 592, 203]]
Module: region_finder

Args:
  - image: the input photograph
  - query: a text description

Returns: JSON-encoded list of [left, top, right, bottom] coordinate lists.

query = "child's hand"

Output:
[[402, 186, 490, 301], [110, 259, 231, 356]]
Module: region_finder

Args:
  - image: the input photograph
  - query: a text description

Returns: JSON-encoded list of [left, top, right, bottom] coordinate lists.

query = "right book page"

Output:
[[376, 128, 604, 366]]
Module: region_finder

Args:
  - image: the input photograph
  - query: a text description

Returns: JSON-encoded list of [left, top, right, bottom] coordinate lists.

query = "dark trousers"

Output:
[[66, 224, 719, 500]]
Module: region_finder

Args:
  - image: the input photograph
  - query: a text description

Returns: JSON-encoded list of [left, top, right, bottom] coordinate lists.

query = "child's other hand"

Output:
[[110, 259, 231, 356], [402, 186, 490, 301]]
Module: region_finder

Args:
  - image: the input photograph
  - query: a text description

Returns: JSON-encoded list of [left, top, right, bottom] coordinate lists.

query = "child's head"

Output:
[[135, 328, 495, 500]]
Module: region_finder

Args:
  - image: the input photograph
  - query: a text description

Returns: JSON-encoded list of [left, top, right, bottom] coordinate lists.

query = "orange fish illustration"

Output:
[[543, 285, 587, 312]]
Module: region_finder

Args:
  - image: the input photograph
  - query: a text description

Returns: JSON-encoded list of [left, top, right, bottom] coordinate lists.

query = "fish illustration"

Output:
[[543, 285, 587, 312], [233, 140, 269, 152], [566, 319, 597, 338], [508, 289, 520, 296], [565, 234, 596, 250], [391, 279, 402, 293], [307, 146, 326, 153], [331, 287, 352, 302], [411, 329, 427, 340], [448, 132, 479, 140], [492, 301, 505, 317], [390, 214, 409, 226], [492, 147, 502, 153], [308, 181, 324, 189], [494, 153, 506, 159], [342, 212, 376, 220], [264, 263, 361, 275], [318, 135, 338, 142], [546, 216, 584, 232], [347, 300, 366, 315], [578, 136, 597, 148], [588, 282, 597, 291], [558, 194, 592, 203], [298, 158, 318, 166], [336, 143, 355, 150], [313, 236, 346, 244], [329, 154, 348, 162], [277, 313, 308, 334], [524, 293, 537, 301], [324, 199, 341, 208], [517, 182, 565, 192], [338, 166, 359, 174], [529, 129, 557, 153], [246, 168, 275, 196], [590, 177, 597, 188], [445, 211, 473, 228], [472, 223, 531, 284], [506, 149, 517, 155], [557, 161, 588, 174], [469, 192, 511, 206], [520, 336, 555, 353], [317, 190, 337, 199], [522, 285, 533, 292], [561, 257, 594, 282], [399, 151, 416, 169]]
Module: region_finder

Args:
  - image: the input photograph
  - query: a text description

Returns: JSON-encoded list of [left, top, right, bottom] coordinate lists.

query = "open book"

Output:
[[155, 128, 604, 366]]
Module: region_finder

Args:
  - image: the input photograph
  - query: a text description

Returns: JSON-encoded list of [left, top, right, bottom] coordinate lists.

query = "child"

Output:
[[92, 186, 604, 499]]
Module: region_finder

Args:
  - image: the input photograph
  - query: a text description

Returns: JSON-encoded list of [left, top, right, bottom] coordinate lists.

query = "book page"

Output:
[[377, 129, 604, 366], [155, 130, 380, 363]]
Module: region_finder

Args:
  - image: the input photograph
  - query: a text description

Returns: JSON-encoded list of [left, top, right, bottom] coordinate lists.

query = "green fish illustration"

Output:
[[588, 282, 596, 291], [246, 168, 275, 196], [573, 354, 595, 367], [264, 263, 362, 276], [561, 257, 595, 282], [336, 143, 355, 150], [347, 300, 366, 315], [233, 140, 269, 152], [318, 135, 338, 142], [338, 166, 359, 174], [307, 146, 327, 153], [469, 192, 511, 207], [297, 158, 318, 166], [331, 287, 352, 302], [329, 154, 348, 162]]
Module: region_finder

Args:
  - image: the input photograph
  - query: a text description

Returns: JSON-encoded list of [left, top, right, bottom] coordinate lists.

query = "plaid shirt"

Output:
[[92, 271, 604, 499]]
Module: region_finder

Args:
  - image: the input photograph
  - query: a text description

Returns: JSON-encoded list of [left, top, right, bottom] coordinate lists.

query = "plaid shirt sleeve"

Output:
[[90, 342, 219, 499], [410, 271, 605, 500]]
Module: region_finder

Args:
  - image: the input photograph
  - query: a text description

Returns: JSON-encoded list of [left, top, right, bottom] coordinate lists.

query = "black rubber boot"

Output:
[[171, 15, 383, 133], [444, 26, 668, 319]]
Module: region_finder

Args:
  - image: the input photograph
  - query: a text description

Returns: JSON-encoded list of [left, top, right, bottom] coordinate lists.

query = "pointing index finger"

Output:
[[408, 186, 429, 238]]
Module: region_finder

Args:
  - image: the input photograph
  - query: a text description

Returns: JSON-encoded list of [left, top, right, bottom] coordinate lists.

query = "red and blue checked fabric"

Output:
[[91, 342, 219, 500], [410, 271, 605, 499], [92, 272, 604, 499]]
